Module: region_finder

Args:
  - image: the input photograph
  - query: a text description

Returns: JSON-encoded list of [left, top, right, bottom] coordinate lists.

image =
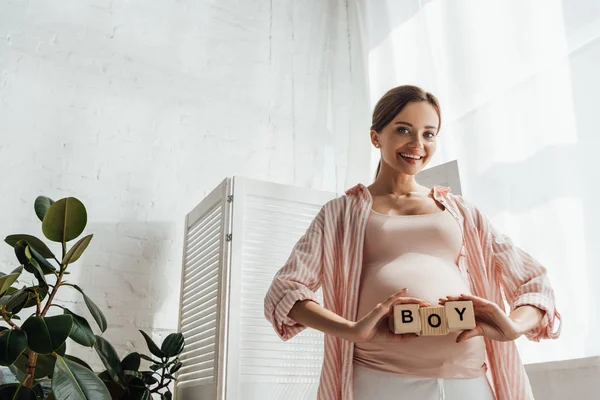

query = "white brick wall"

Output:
[[0, 0, 370, 370]]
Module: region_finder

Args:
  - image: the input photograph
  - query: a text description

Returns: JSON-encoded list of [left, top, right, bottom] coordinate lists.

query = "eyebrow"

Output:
[[394, 121, 438, 130]]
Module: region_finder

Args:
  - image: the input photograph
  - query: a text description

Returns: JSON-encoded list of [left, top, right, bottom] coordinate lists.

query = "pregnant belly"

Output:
[[354, 253, 486, 378], [356, 253, 471, 320]]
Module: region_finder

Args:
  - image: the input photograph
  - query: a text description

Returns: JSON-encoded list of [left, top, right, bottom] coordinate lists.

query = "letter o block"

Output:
[[392, 304, 421, 335], [419, 306, 449, 336]]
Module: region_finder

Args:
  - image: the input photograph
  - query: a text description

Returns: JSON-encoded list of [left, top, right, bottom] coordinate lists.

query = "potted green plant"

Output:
[[0, 196, 184, 399], [98, 330, 184, 400]]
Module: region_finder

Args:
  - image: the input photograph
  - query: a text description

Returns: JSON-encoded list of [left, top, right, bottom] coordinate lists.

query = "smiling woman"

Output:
[[264, 85, 560, 400]]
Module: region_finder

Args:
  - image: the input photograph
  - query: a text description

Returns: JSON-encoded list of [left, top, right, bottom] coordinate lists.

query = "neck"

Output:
[[370, 170, 421, 196]]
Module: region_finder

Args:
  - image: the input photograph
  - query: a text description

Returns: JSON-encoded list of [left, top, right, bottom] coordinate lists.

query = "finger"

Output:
[[459, 293, 485, 302], [458, 294, 495, 309], [401, 333, 418, 341], [384, 289, 409, 304], [393, 333, 417, 342], [456, 326, 483, 343], [394, 297, 431, 306], [443, 295, 463, 301]]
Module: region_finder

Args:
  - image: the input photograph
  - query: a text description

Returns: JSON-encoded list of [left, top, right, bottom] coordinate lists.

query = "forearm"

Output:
[[509, 305, 545, 336], [288, 299, 355, 341]]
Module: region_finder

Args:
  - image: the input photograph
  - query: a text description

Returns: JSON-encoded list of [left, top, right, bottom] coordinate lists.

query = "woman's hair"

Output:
[[372, 85, 442, 180]]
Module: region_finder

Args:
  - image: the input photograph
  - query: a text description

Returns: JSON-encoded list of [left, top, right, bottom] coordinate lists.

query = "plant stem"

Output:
[[150, 363, 169, 394], [2, 315, 20, 330], [40, 277, 63, 317], [0, 308, 21, 330], [36, 292, 42, 315], [39, 242, 68, 318], [150, 380, 172, 394], [24, 351, 38, 388], [61, 242, 66, 269]]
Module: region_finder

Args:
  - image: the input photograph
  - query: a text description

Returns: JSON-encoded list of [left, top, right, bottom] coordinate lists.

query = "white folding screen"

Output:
[[176, 176, 336, 400]]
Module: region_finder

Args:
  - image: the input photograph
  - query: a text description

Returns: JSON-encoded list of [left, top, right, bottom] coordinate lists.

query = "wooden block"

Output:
[[419, 306, 449, 336], [445, 300, 476, 332], [392, 304, 421, 335]]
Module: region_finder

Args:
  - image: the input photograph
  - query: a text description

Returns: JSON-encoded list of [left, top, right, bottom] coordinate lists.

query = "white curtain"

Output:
[[354, 0, 600, 364]]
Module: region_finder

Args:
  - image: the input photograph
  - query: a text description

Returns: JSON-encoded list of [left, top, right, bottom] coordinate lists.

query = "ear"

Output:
[[370, 129, 380, 147]]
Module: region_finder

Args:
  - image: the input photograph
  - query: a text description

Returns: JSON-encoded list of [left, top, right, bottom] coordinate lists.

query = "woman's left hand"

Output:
[[439, 294, 522, 343]]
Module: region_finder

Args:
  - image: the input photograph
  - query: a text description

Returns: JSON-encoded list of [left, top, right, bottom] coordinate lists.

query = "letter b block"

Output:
[[419, 306, 449, 336], [392, 304, 421, 335], [445, 301, 476, 332]]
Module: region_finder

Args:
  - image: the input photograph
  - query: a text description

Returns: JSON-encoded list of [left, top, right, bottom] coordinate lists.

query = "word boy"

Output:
[[391, 300, 476, 336]]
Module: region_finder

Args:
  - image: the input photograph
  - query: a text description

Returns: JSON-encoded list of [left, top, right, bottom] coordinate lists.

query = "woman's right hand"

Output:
[[348, 288, 430, 343]]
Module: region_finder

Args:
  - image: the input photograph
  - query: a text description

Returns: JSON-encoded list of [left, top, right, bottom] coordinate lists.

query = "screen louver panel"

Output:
[[179, 204, 221, 383], [226, 177, 336, 400], [176, 178, 232, 400]]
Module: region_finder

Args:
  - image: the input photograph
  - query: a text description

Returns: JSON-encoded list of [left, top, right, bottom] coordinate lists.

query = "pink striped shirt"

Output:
[[264, 183, 561, 400]]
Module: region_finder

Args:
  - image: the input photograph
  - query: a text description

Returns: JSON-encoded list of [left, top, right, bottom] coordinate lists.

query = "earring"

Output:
[[375, 143, 380, 148]]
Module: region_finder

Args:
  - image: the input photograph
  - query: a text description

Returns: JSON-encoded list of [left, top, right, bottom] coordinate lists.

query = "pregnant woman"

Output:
[[264, 85, 561, 400]]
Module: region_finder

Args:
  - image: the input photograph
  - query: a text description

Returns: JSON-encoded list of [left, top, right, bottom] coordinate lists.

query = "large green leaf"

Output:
[[170, 361, 182, 374], [62, 234, 93, 265], [139, 330, 165, 359], [140, 371, 157, 385], [8, 363, 27, 382], [34, 196, 55, 222], [23, 285, 49, 309], [52, 355, 111, 400], [23, 257, 47, 288], [94, 335, 123, 384], [5, 234, 55, 259], [42, 197, 87, 243], [124, 378, 150, 400], [160, 333, 184, 358], [28, 245, 57, 274], [3, 288, 29, 314], [64, 354, 92, 370], [98, 371, 125, 399], [0, 383, 37, 400], [15, 241, 50, 285], [138, 354, 157, 363], [22, 315, 73, 354], [70, 285, 107, 333], [63, 308, 95, 347], [13, 342, 66, 379], [13, 241, 29, 265], [0, 267, 22, 296], [121, 352, 141, 371], [0, 330, 28, 366]]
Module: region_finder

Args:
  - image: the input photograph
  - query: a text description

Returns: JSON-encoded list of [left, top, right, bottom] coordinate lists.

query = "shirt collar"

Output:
[[345, 183, 451, 202]]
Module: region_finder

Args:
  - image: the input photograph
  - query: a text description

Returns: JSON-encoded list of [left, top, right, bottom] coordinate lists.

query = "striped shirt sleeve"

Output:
[[463, 197, 562, 341], [263, 205, 325, 341]]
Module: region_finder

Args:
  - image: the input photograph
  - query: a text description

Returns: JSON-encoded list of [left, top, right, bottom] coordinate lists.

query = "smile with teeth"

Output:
[[399, 152, 423, 160]]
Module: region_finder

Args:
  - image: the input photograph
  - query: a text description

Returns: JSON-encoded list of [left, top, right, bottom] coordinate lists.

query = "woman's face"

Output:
[[372, 101, 439, 176]]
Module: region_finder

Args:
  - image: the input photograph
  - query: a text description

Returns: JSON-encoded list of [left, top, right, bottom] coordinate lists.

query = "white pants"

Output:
[[352, 363, 495, 400]]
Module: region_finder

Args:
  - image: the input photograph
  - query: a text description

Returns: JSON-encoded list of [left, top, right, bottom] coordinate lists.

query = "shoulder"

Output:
[[321, 193, 350, 216]]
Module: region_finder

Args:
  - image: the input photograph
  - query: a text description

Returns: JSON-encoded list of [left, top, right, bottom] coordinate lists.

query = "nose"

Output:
[[408, 134, 425, 149]]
